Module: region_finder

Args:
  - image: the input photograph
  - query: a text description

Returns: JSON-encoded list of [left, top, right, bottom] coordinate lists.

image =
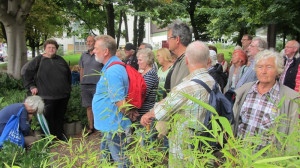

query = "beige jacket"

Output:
[[233, 81, 299, 139], [170, 54, 189, 90]]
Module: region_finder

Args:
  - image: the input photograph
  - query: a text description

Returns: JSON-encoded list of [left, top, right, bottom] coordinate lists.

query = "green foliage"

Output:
[[62, 54, 81, 66], [65, 86, 87, 125], [30, 116, 41, 131], [0, 136, 55, 168]]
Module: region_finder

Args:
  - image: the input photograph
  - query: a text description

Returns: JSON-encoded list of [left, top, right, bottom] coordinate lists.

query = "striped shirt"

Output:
[[238, 81, 280, 150], [138, 68, 159, 115]]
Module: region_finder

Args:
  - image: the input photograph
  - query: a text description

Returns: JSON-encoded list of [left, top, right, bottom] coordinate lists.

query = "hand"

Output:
[[124, 109, 139, 122], [31, 88, 38, 95], [141, 112, 155, 127]]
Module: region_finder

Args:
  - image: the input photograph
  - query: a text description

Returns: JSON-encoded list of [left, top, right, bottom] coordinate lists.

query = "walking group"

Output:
[[0, 20, 299, 167]]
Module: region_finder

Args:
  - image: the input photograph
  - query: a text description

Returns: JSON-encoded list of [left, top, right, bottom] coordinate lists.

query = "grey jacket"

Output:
[[233, 81, 299, 140]]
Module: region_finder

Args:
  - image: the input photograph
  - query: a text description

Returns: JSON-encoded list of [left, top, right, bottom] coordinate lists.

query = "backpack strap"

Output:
[[106, 61, 126, 70], [17, 107, 25, 117], [191, 79, 213, 127], [191, 79, 212, 93]]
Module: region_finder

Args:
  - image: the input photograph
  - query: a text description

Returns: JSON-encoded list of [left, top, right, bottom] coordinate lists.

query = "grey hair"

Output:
[[168, 20, 192, 47], [95, 35, 117, 56], [254, 49, 284, 75], [24, 96, 45, 114], [186, 41, 209, 66], [140, 43, 153, 50], [137, 48, 155, 66], [252, 37, 268, 51]]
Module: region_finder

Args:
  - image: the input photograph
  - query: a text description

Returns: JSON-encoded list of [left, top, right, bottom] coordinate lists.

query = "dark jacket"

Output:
[[283, 56, 300, 89], [124, 54, 139, 70], [22, 54, 71, 99], [208, 63, 228, 92]]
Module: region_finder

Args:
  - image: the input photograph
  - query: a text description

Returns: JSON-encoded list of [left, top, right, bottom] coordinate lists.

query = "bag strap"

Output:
[[106, 61, 125, 70], [191, 79, 212, 93], [17, 107, 25, 117], [191, 79, 212, 127]]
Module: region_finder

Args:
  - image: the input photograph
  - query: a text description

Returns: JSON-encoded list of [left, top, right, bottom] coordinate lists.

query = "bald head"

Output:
[[186, 41, 209, 67]]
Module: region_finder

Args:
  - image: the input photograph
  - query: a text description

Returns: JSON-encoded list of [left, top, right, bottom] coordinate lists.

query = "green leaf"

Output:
[[218, 116, 234, 139], [181, 92, 218, 115], [221, 149, 237, 162], [253, 156, 298, 164], [252, 145, 270, 160]]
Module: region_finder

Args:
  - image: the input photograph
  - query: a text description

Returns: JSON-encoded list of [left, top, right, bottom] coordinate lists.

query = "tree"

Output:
[[26, 0, 70, 58], [0, 0, 35, 79]]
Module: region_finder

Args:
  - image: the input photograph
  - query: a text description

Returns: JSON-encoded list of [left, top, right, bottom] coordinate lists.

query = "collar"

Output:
[[248, 80, 280, 96], [183, 68, 207, 81]]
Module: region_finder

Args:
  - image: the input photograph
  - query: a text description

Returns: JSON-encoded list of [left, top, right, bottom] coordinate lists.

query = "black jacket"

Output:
[[22, 54, 71, 99], [283, 56, 300, 90], [208, 63, 228, 92]]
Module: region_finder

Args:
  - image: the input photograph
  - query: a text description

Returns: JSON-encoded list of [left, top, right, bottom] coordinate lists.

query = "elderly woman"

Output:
[[137, 48, 159, 116], [233, 49, 299, 152], [0, 96, 44, 146], [22, 39, 71, 140], [156, 48, 174, 101], [224, 49, 248, 92]]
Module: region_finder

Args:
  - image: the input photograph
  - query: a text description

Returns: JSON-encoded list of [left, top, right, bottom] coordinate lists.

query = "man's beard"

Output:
[[88, 47, 94, 52], [95, 55, 104, 63]]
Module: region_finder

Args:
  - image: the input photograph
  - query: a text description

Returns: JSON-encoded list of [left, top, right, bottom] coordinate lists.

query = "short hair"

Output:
[[137, 48, 155, 66], [208, 45, 218, 54], [116, 49, 126, 60], [95, 35, 117, 56], [287, 40, 300, 50], [156, 48, 172, 63], [186, 41, 209, 66], [252, 37, 268, 51], [233, 49, 248, 65], [254, 49, 284, 75], [243, 34, 253, 40], [140, 43, 153, 50], [43, 39, 59, 50], [168, 20, 192, 47], [25, 96, 45, 114]]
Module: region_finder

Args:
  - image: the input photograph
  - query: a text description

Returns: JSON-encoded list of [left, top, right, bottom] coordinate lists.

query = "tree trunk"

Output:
[[123, 13, 129, 42], [267, 24, 276, 49], [133, 15, 138, 47], [117, 11, 123, 48], [0, 0, 34, 79], [105, 3, 115, 38], [5, 22, 27, 79], [137, 16, 145, 47], [188, 0, 198, 40]]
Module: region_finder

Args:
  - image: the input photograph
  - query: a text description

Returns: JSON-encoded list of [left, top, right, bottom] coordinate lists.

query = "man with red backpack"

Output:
[[92, 35, 139, 168]]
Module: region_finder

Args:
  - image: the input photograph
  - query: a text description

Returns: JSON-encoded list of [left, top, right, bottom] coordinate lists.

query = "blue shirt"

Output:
[[235, 60, 257, 89], [0, 103, 30, 136], [92, 56, 130, 132]]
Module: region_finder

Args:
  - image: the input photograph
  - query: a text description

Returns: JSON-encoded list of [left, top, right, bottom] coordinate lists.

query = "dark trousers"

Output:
[[44, 97, 69, 140]]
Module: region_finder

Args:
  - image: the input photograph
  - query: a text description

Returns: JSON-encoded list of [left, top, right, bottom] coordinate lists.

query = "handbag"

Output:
[[0, 107, 25, 148]]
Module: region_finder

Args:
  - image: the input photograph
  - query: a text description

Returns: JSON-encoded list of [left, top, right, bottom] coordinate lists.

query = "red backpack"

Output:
[[106, 61, 147, 108]]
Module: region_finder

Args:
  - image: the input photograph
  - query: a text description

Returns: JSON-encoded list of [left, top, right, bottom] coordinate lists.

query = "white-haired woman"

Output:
[[137, 48, 159, 117], [233, 49, 299, 151], [0, 96, 44, 146]]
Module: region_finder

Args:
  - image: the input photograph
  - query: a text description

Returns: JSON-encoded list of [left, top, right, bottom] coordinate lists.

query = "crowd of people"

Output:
[[0, 20, 299, 167]]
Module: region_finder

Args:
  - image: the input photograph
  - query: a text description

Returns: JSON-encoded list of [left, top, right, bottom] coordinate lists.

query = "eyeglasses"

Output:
[[167, 36, 176, 40], [241, 39, 250, 41]]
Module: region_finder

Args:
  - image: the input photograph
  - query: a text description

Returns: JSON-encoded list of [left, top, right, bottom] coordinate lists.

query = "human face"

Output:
[[156, 51, 164, 65], [247, 40, 260, 59], [284, 41, 298, 58], [93, 40, 106, 63], [256, 57, 278, 86], [241, 35, 251, 48], [139, 44, 146, 50], [231, 53, 239, 64], [137, 54, 147, 70], [167, 29, 176, 52], [86, 36, 95, 50], [44, 44, 57, 58], [125, 50, 134, 58]]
